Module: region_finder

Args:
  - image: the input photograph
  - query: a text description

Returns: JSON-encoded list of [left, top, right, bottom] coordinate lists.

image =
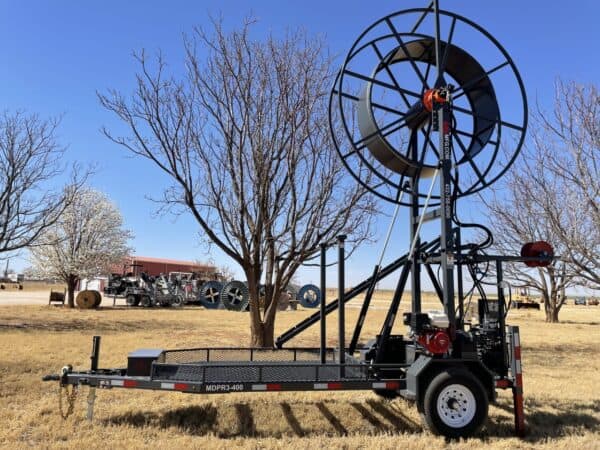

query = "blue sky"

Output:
[[1, 1, 598, 290]]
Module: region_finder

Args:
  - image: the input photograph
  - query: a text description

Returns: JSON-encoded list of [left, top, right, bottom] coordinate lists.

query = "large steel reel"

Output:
[[220, 280, 250, 312], [198, 280, 223, 309], [330, 7, 527, 206]]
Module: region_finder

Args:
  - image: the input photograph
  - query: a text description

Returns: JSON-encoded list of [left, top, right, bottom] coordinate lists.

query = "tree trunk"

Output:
[[250, 316, 276, 347], [545, 307, 560, 323], [67, 275, 77, 308]]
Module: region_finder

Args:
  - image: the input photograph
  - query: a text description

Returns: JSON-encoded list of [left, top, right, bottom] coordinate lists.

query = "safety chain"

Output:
[[58, 383, 78, 419]]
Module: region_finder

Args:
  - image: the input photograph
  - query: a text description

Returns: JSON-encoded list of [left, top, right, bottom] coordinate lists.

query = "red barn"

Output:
[[115, 256, 217, 278]]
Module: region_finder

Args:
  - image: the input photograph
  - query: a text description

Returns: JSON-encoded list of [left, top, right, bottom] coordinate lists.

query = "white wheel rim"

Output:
[[436, 383, 476, 428]]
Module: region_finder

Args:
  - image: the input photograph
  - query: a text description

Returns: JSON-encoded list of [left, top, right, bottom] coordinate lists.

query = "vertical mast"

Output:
[[434, 0, 456, 332]]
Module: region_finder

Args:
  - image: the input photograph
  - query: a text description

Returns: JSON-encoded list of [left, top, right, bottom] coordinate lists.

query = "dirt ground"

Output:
[[0, 291, 598, 449]]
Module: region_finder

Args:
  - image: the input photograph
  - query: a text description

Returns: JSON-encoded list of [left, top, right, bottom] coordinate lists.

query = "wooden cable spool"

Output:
[[76, 290, 101, 309]]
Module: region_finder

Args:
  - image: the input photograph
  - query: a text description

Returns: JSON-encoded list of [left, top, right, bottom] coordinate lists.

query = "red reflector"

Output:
[[514, 347, 521, 360], [496, 379, 511, 388], [267, 384, 281, 391], [328, 383, 343, 390], [175, 383, 189, 391], [123, 380, 138, 388], [515, 374, 523, 387], [386, 382, 400, 390]]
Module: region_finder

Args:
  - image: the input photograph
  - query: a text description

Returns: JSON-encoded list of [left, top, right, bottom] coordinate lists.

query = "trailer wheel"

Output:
[[220, 281, 249, 311], [126, 294, 139, 307], [422, 368, 488, 439]]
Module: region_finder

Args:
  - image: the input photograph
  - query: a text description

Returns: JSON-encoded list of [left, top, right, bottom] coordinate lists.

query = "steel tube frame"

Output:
[[90, 336, 101, 371], [320, 243, 327, 364], [338, 235, 346, 377], [410, 132, 422, 314], [438, 97, 457, 335]]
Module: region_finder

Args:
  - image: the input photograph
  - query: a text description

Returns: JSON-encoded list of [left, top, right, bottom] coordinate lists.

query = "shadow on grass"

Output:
[[488, 397, 600, 442], [104, 398, 422, 438], [106, 404, 218, 435], [316, 402, 347, 435], [557, 320, 599, 326], [104, 396, 598, 441], [281, 401, 305, 437]]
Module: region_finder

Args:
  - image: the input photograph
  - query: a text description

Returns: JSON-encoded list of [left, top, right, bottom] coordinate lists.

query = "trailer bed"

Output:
[[58, 346, 407, 394]]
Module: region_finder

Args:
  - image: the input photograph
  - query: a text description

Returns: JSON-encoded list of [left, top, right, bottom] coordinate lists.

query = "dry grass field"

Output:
[[0, 291, 599, 449]]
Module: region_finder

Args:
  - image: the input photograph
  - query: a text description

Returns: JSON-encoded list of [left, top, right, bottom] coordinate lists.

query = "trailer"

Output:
[[45, 234, 540, 437], [43, 1, 547, 439]]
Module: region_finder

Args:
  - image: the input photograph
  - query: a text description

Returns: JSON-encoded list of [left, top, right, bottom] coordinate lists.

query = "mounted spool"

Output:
[[357, 39, 499, 178], [331, 7, 528, 206], [521, 241, 554, 267]]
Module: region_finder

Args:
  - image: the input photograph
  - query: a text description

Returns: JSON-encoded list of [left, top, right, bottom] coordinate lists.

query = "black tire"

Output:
[[198, 281, 223, 309], [220, 280, 249, 311], [297, 284, 321, 308], [140, 295, 152, 307], [171, 294, 184, 308], [421, 368, 488, 439], [126, 294, 139, 307]]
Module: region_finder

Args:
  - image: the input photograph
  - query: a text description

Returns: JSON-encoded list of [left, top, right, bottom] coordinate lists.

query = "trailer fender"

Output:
[[403, 357, 495, 412]]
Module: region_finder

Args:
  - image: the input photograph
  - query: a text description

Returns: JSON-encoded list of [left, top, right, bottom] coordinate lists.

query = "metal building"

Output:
[[117, 256, 217, 277]]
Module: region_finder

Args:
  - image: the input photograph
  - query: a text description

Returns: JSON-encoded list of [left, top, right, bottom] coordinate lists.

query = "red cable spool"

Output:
[[521, 241, 554, 267]]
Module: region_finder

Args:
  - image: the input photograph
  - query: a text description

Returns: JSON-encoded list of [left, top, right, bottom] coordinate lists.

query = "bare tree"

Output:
[[99, 20, 375, 346], [216, 264, 236, 282], [30, 188, 132, 307], [530, 80, 600, 289], [0, 111, 83, 258], [482, 146, 578, 323]]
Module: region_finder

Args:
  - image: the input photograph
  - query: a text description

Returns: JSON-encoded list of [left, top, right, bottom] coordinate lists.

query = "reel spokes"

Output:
[[330, 7, 527, 206]]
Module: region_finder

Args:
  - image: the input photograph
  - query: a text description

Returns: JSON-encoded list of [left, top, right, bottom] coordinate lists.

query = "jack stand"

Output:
[[86, 387, 96, 421], [509, 327, 526, 436]]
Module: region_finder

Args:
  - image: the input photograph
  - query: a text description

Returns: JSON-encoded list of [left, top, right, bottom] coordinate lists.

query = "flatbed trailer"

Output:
[[47, 337, 522, 395], [45, 318, 526, 438]]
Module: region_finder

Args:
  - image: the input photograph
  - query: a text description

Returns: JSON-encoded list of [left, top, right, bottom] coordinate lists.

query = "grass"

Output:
[[0, 292, 599, 449]]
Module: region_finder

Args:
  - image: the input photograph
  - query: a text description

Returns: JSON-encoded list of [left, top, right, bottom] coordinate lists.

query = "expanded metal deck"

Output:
[[152, 347, 368, 383]]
